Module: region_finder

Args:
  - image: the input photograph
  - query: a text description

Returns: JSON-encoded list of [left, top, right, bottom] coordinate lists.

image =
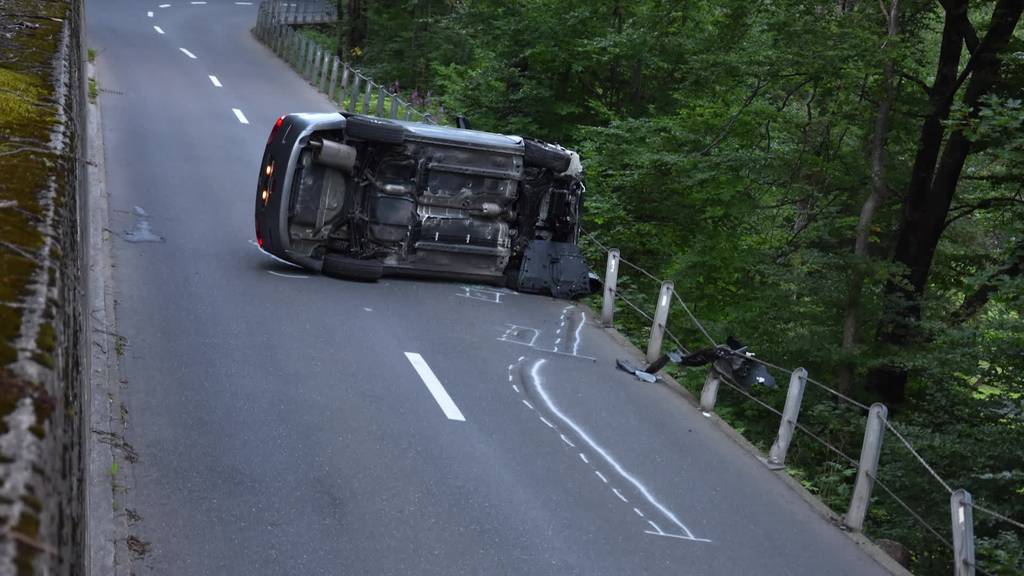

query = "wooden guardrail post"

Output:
[[601, 249, 620, 327], [700, 365, 722, 412], [646, 281, 674, 363], [766, 367, 807, 469], [951, 489, 976, 576], [845, 403, 887, 531]]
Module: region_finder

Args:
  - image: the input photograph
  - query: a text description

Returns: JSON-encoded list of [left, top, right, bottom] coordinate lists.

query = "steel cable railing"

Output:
[[578, 226, 1024, 570]]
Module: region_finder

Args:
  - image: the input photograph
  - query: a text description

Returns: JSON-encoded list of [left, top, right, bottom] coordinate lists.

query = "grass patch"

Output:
[[88, 76, 98, 103], [88, 48, 96, 63]]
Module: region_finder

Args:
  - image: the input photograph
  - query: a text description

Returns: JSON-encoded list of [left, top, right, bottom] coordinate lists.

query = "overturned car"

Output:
[[254, 113, 591, 298]]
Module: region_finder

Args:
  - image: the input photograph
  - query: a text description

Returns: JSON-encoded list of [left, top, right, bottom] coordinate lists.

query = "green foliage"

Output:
[[341, 1, 1024, 573]]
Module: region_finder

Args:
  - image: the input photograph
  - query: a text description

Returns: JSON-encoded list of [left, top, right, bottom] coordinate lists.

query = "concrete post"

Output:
[[646, 281, 674, 363], [290, 31, 300, 67], [327, 57, 339, 98], [951, 489, 976, 576], [845, 403, 888, 531], [338, 65, 350, 106], [700, 365, 722, 412], [376, 86, 386, 117], [363, 81, 372, 112], [389, 94, 399, 119], [307, 45, 318, 81], [766, 368, 807, 469], [317, 50, 327, 90], [349, 75, 361, 113], [601, 249, 620, 327]]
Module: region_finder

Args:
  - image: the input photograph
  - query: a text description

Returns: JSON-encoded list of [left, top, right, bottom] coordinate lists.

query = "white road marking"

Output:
[[539, 416, 555, 429], [522, 399, 534, 410], [644, 531, 714, 543], [147, 11, 154, 17], [158, 3, 170, 6], [267, 270, 307, 279], [634, 507, 645, 518], [512, 384, 519, 393], [529, 359, 706, 542], [572, 311, 586, 355], [178, 47, 197, 59], [595, 470, 609, 483], [579, 453, 589, 464], [560, 434, 576, 448], [647, 520, 662, 533], [153, 25, 165, 34], [190, 1, 207, 4], [404, 353, 465, 422], [363, 307, 372, 312], [232, 108, 249, 124], [208, 75, 222, 87], [234, 1, 253, 4], [612, 488, 628, 503]]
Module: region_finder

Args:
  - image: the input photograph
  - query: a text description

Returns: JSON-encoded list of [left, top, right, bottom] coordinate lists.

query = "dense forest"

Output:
[[308, 1, 1023, 573]]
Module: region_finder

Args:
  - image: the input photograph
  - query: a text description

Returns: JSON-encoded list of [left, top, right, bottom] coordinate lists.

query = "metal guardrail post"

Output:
[[646, 281, 674, 363], [845, 402, 887, 531], [700, 365, 722, 412], [766, 367, 807, 469], [601, 249, 619, 327], [951, 489, 976, 576]]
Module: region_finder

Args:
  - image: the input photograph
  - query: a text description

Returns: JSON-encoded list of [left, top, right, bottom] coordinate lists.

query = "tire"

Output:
[[345, 115, 405, 145], [523, 138, 572, 173], [322, 253, 384, 282]]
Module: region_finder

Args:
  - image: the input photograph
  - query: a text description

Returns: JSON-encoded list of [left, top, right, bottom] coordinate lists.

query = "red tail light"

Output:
[[267, 115, 285, 145], [255, 215, 263, 248]]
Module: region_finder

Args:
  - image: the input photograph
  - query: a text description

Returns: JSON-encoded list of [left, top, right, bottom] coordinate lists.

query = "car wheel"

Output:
[[523, 138, 572, 173], [322, 253, 384, 281], [345, 115, 405, 145]]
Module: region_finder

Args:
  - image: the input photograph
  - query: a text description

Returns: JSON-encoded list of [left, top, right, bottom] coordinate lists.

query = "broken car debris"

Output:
[[617, 337, 777, 389]]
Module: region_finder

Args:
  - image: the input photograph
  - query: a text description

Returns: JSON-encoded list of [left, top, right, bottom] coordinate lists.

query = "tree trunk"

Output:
[[949, 236, 1024, 324], [838, 0, 899, 394], [869, 0, 1024, 403]]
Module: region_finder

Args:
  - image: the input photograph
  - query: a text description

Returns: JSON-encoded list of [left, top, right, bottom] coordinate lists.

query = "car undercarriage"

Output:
[[255, 113, 592, 298]]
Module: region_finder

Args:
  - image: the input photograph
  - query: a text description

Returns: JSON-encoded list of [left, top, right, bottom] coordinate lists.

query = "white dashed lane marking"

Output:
[[153, 25, 164, 34], [232, 108, 250, 124], [147, 11, 154, 17], [179, 47, 197, 59], [159, 3, 170, 7], [404, 352, 466, 422], [209, 75, 222, 87]]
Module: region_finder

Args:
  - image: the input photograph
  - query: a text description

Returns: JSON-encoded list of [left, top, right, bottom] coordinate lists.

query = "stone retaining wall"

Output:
[[0, 0, 86, 573]]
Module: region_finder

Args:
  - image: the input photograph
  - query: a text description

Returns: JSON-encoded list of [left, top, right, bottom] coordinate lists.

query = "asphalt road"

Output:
[[86, 1, 895, 574]]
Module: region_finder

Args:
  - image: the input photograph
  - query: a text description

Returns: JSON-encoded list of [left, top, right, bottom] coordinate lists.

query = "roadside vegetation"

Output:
[[323, 1, 1023, 573]]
